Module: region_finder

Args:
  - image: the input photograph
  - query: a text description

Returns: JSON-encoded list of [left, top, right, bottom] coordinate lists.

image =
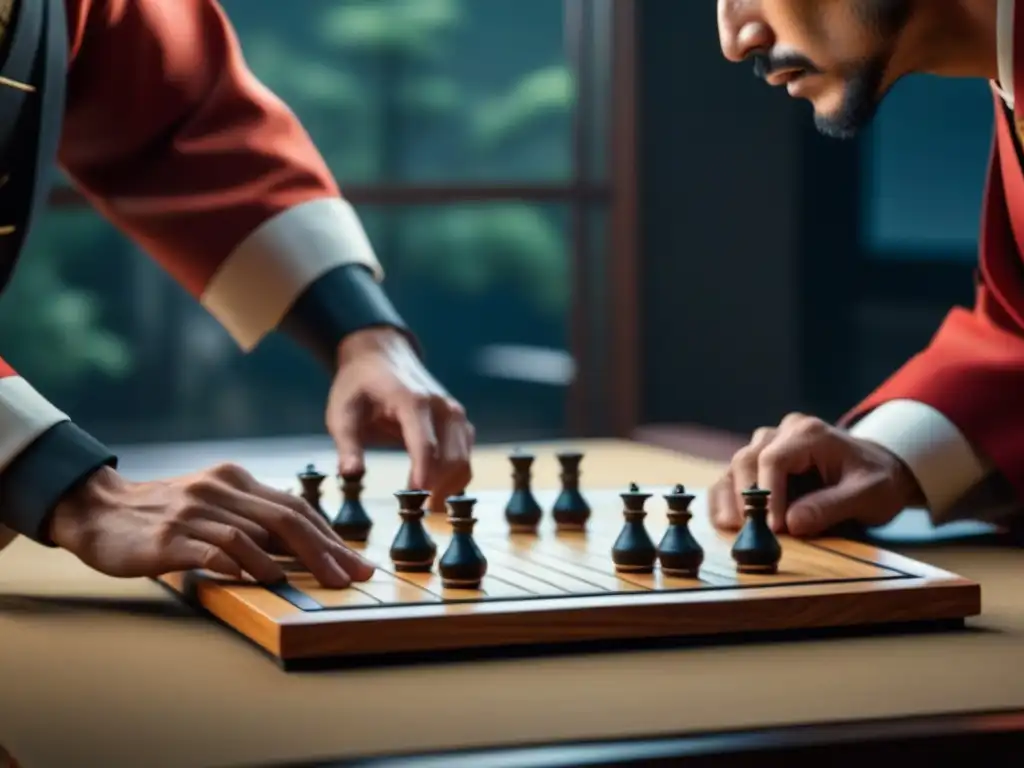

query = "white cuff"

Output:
[[200, 198, 384, 351], [848, 399, 993, 516], [0, 376, 69, 472]]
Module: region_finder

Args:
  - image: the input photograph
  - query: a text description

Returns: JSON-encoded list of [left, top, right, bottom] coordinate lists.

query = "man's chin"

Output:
[[811, 101, 880, 140], [813, 112, 864, 139]]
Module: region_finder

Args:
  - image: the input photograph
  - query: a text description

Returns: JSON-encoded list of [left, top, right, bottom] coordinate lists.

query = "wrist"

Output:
[[49, 465, 124, 553], [278, 264, 416, 371], [890, 457, 926, 509], [337, 326, 416, 367]]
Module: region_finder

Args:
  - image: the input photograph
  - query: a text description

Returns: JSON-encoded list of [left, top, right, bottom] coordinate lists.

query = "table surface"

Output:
[[1, 437, 1022, 768]]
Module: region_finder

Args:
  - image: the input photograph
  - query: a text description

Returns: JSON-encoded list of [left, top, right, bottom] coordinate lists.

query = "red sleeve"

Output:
[[842, 279, 1024, 501], [58, 0, 385, 351]]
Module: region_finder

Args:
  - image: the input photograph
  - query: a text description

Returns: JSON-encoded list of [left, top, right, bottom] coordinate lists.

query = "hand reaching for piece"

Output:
[[326, 327, 474, 512], [48, 462, 375, 588], [708, 413, 925, 536]]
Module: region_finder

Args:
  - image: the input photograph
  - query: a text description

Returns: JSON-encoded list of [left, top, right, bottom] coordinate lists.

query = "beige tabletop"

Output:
[[0, 438, 1021, 768]]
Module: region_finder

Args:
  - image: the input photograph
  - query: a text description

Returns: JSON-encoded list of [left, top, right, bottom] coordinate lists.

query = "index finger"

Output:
[[255, 484, 377, 579], [756, 434, 818, 531], [393, 394, 439, 490]]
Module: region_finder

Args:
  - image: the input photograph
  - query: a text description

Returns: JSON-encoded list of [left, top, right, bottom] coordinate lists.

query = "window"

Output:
[[12, 0, 626, 445], [227, 0, 574, 183]]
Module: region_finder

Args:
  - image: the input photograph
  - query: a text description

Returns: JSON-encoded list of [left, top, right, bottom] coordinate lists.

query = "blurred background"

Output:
[[0, 0, 990, 452]]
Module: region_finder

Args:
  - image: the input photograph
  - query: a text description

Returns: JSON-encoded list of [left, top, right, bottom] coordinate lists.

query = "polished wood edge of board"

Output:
[[157, 571, 285, 656], [154, 529, 982, 662], [280, 581, 981, 661], [232, 708, 1024, 768]]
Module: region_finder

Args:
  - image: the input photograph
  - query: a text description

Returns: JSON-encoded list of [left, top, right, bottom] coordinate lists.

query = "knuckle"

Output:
[[170, 499, 203, 521], [444, 399, 468, 421], [186, 477, 221, 500], [404, 389, 431, 408], [154, 519, 186, 546], [212, 462, 250, 484], [786, 413, 827, 436], [199, 545, 227, 572], [218, 525, 249, 549], [731, 444, 759, 467], [269, 508, 306, 537], [800, 416, 828, 435]]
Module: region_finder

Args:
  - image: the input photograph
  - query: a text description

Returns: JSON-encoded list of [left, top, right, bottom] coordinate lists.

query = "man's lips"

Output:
[[765, 69, 806, 87]]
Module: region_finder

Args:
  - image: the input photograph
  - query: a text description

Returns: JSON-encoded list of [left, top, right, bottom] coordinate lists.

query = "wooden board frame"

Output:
[[156, 486, 981, 667]]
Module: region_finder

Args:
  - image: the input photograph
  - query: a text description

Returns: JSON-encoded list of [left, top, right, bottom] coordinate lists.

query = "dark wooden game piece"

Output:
[[731, 483, 783, 574], [611, 482, 657, 573], [389, 490, 437, 572], [438, 493, 488, 589], [505, 450, 543, 533], [552, 451, 590, 531], [298, 463, 330, 522], [656, 484, 704, 577], [332, 470, 373, 542], [158, 477, 982, 665]]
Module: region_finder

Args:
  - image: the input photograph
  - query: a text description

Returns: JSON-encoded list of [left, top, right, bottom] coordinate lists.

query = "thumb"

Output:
[[785, 477, 872, 537], [328, 400, 366, 477]]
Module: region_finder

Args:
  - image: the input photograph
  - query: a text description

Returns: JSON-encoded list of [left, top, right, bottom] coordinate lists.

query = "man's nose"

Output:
[[717, 0, 773, 62]]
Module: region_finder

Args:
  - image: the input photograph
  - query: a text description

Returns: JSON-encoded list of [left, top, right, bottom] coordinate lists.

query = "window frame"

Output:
[[47, 0, 639, 440]]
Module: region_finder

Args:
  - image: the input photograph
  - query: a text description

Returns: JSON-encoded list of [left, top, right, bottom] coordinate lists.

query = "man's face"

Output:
[[717, 0, 912, 138]]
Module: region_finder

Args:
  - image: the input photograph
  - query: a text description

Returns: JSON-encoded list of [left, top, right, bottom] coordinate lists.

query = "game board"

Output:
[[157, 452, 982, 668]]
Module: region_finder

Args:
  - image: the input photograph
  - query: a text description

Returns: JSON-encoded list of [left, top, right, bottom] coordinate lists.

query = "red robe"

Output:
[[844, 13, 1024, 507], [0, 0, 406, 544]]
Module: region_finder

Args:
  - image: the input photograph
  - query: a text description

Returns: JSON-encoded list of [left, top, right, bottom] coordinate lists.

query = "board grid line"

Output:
[[264, 571, 915, 613], [156, 473, 984, 665]]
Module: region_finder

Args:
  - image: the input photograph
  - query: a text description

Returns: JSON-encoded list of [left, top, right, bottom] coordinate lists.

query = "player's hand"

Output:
[[48, 463, 375, 588], [708, 413, 924, 536], [326, 327, 474, 511]]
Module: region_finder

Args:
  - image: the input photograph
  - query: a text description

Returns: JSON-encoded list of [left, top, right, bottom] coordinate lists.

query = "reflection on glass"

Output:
[[861, 75, 993, 258], [223, 0, 574, 183], [7, 204, 573, 443]]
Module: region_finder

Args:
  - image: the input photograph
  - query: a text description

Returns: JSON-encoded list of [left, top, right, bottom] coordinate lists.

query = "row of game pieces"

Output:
[[293, 453, 782, 587], [612, 482, 782, 577], [296, 462, 489, 589], [295, 449, 591, 541]]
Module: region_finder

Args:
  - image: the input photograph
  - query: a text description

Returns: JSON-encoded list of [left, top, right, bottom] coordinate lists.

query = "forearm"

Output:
[[199, 198, 415, 369], [60, 1, 415, 367], [277, 263, 414, 370], [0, 366, 116, 546]]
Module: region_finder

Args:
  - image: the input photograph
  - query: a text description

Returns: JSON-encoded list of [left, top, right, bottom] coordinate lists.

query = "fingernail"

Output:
[[323, 553, 352, 587], [357, 553, 377, 569]]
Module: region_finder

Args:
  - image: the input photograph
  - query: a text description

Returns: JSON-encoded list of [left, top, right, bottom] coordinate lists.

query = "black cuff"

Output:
[[278, 263, 419, 370], [0, 421, 117, 545]]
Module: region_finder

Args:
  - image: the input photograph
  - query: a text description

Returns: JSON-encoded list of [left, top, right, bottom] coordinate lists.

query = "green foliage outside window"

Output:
[[0, 0, 577, 440]]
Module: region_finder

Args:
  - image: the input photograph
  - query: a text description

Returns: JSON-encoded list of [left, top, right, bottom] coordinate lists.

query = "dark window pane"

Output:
[[861, 75, 993, 259], [221, 0, 574, 183], [8, 204, 574, 444]]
